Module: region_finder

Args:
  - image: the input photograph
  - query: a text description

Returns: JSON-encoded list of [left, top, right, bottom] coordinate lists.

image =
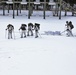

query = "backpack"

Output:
[[70, 24, 74, 29], [28, 23, 33, 28], [35, 23, 40, 30], [8, 24, 14, 31], [69, 21, 74, 29], [21, 25, 26, 30], [21, 24, 27, 30]]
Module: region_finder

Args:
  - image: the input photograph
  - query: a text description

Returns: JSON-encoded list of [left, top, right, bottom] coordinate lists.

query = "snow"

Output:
[[0, 10, 76, 75]]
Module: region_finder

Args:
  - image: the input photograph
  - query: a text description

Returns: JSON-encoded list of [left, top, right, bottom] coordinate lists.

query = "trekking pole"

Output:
[[13, 30, 15, 39], [61, 30, 66, 34], [38, 32, 42, 38], [5, 30, 7, 39]]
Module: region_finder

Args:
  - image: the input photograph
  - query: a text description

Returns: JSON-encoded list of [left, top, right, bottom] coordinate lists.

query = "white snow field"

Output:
[[0, 10, 76, 75]]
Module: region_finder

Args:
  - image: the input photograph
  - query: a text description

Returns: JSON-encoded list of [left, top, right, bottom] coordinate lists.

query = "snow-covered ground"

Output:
[[0, 10, 76, 75]]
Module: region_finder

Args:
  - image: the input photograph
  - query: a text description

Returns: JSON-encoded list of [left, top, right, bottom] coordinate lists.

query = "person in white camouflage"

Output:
[[27, 23, 34, 36], [34, 23, 40, 38], [19, 24, 27, 38], [6, 24, 14, 39], [65, 21, 74, 36]]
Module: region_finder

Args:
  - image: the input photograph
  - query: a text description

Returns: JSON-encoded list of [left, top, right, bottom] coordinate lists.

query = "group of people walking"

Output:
[[5, 23, 40, 39], [5, 21, 74, 39]]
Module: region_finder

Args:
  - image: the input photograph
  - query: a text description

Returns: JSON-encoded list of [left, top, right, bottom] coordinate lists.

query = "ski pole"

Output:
[[13, 30, 15, 39], [61, 30, 66, 34], [38, 32, 42, 38], [5, 30, 7, 39]]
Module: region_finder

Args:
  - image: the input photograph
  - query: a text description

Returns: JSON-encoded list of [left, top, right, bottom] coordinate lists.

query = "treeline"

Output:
[[1, 0, 76, 4], [63, 0, 76, 6]]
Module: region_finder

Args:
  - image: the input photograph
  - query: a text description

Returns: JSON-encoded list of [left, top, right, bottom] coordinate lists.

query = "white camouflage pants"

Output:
[[21, 30, 26, 38], [27, 30, 33, 36], [66, 30, 73, 36], [35, 30, 38, 38], [8, 31, 12, 39]]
